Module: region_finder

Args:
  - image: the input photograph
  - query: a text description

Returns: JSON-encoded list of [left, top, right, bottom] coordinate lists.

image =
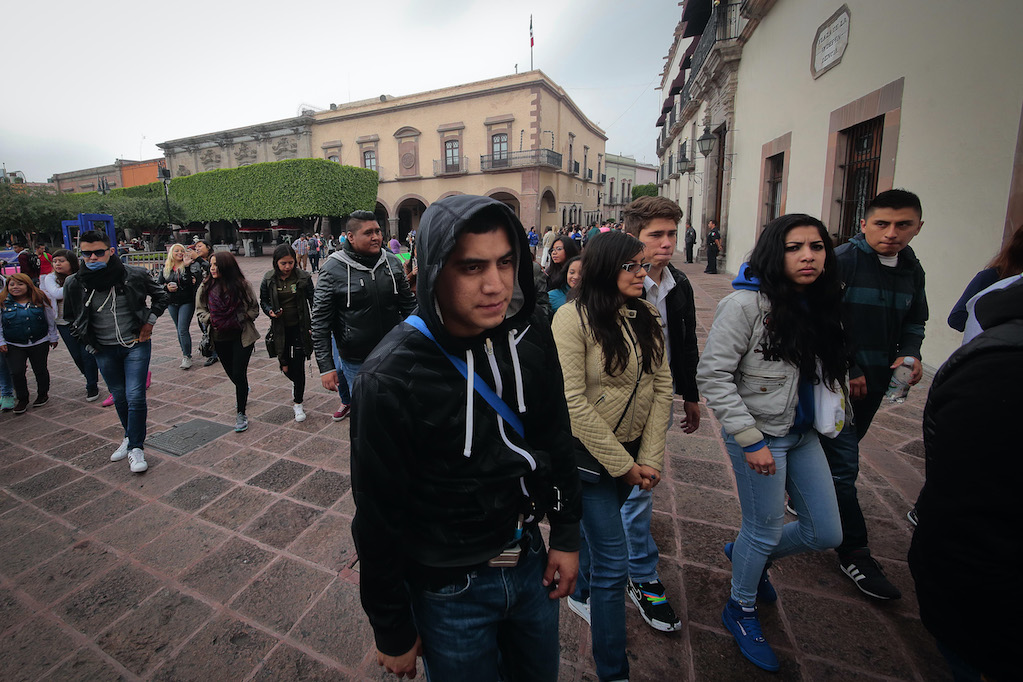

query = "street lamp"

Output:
[[697, 126, 717, 157]]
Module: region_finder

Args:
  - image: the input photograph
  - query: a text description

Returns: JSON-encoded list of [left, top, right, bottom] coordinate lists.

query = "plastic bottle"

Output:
[[885, 357, 916, 404]]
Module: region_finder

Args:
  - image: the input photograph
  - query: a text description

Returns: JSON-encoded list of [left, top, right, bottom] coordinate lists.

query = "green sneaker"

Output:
[[0, 396, 14, 411]]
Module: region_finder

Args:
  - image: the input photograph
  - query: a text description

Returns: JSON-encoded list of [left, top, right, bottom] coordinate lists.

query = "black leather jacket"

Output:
[[63, 264, 168, 349], [312, 247, 416, 370], [644, 263, 700, 401]]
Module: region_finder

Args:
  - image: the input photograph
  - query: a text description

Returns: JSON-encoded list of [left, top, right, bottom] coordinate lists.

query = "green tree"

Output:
[[632, 183, 658, 200]]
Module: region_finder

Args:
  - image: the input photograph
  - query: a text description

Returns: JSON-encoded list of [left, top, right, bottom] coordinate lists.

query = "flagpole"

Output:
[[530, 15, 534, 71]]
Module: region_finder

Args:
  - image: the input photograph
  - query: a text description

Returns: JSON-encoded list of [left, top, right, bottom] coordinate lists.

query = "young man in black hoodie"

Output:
[[350, 195, 582, 681]]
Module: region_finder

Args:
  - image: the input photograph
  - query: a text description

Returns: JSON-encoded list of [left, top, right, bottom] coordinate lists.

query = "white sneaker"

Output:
[[567, 596, 591, 625], [293, 403, 306, 422], [110, 438, 130, 462], [127, 448, 148, 473], [180, 356, 192, 369]]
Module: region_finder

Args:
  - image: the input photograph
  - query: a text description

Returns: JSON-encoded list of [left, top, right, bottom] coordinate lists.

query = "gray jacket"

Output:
[[696, 289, 801, 448]]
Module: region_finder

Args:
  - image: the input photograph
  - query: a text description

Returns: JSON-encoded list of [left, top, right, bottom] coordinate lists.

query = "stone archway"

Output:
[[487, 190, 520, 217], [396, 196, 428, 243]]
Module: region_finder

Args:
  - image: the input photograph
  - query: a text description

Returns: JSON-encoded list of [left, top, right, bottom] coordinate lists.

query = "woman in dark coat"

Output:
[[260, 244, 314, 422]]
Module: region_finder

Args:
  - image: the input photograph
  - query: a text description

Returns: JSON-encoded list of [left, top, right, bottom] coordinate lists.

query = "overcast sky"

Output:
[[2, 0, 679, 182]]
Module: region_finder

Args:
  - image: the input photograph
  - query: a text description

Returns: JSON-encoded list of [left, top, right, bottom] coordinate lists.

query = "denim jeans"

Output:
[[57, 325, 99, 393], [340, 357, 362, 395], [166, 303, 195, 358], [0, 350, 13, 397], [330, 338, 351, 404], [724, 428, 842, 606], [574, 472, 630, 682], [94, 341, 152, 450], [620, 486, 660, 583], [409, 530, 559, 682]]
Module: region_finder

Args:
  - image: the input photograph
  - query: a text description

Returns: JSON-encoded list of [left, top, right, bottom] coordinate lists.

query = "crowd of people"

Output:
[[1, 188, 1015, 681]]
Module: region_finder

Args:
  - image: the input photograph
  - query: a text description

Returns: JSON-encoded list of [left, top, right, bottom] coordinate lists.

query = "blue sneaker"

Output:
[[724, 542, 778, 603], [722, 598, 780, 672]]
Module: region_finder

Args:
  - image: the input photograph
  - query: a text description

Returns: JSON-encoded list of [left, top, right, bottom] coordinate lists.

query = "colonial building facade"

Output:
[[158, 71, 606, 241], [657, 0, 1023, 365], [49, 158, 165, 194], [602, 154, 657, 222]]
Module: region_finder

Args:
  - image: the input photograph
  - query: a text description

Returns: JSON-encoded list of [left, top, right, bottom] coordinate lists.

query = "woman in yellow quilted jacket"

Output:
[[551, 230, 673, 682]]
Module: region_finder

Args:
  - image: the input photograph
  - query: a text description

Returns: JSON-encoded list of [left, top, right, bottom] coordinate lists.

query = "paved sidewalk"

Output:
[[0, 254, 946, 681]]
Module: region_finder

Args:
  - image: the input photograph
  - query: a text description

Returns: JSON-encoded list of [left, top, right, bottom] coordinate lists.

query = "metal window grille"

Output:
[[836, 115, 884, 243]]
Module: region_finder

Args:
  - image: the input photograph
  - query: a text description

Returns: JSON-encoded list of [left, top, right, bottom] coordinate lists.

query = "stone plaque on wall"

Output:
[[811, 5, 851, 79]]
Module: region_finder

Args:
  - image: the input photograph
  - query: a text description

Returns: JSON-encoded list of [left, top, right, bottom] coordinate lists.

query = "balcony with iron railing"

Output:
[[433, 157, 469, 176], [480, 148, 563, 172]]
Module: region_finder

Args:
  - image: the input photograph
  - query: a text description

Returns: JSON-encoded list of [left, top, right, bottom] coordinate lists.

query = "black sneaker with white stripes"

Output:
[[627, 579, 681, 632], [839, 549, 902, 600]]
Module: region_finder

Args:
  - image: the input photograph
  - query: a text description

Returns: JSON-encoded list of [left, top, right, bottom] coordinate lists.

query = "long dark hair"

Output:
[[546, 236, 580, 288], [747, 214, 846, 389], [200, 251, 254, 309], [575, 231, 663, 376], [988, 225, 1023, 279], [51, 248, 79, 286], [272, 244, 298, 276]]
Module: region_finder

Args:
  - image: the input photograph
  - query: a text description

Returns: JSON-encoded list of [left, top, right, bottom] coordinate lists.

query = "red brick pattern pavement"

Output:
[[0, 254, 948, 681]]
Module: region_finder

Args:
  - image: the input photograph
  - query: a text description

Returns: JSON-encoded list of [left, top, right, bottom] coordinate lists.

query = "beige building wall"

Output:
[[726, 0, 1023, 367]]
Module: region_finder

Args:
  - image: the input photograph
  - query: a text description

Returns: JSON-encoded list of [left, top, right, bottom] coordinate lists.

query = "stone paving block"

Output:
[[677, 518, 735, 568], [97, 457, 196, 499], [767, 547, 847, 594], [622, 606, 689, 681], [160, 474, 233, 512], [33, 475, 111, 515], [248, 459, 313, 493], [0, 491, 17, 515], [180, 536, 275, 602], [781, 588, 914, 677], [674, 483, 742, 527], [231, 557, 334, 634], [250, 428, 310, 457], [133, 519, 229, 577], [254, 403, 303, 426], [39, 647, 129, 681], [0, 504, 50, 545], [667, 454, 734, 491], [44, 435, 111, 462], [55, 562, 162, 636], [68, 444, 119, 472], [63, 490, 146, 533], [253, 643, 350, 681], [0, 456, 58, 487], [16, 540, 119, 605], [293, 580, 373, 668], [9, 464, 82, 500], [0, 444, 32, 468], [150, 615, 277, 682], [0, 587, 33, 633], [649, 510, 680, 559], [198, 485, 274, 530], [689, 626, 801, 681], [0, 522, 79, 579], [0, 617, 77, 682], [331, 491, 356, 516], [96, 587, 213, 676], [665, 432, 726, 463], [557, 598, 590, 665], [182, 440, 239, 467], [212, 450, 278, 481], [93, 503, 188, 552], [883, 611, 952, 682], [244, 499, 322, 549], [289, 436, 349, 465], [287, 512, 356, 570], [289, 469, 349, 508], [23, 427, 82, 449], [800, 659, 904, 681]]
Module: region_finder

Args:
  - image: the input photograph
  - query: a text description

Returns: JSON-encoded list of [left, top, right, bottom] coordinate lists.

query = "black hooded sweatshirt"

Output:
[[350, 195, 582, 656]]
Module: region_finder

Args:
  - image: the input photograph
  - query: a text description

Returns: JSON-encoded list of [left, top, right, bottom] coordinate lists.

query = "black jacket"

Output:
[[644, 263, 700, 401], [156, 262, 202, 306], [909, 281, 1022, 682], [259, 268, 314, 359], [350, 195, 582, 656], [311, 246, 416, 369], [63, 263, 168, 349]]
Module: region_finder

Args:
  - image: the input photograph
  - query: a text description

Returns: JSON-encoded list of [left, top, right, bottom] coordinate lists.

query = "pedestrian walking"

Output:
[[40, 249, 102, 401], [0, 273, 58, 414], [308, 234, 322, 272], [697, 214, 845, 672], [197, 251, 259, 433], [544, 235, 580, 288], [260, 245, 314, 423], [552, 231, 673, 682], [157, 243, 201, 370], [293, 234, 309, 270], [192, 239, 220, 368]]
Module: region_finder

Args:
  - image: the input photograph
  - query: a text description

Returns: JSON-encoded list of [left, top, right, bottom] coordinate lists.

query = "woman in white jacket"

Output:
[[696, 214, 845, 672]]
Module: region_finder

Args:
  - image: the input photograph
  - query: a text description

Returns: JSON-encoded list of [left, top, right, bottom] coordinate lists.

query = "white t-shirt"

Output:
[[645, 268, 676, 364]]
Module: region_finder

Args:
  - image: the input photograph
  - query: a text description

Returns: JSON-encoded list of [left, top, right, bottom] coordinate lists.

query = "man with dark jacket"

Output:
[[13, 243, 40, 284], [312, 210, 416, 421], [909, 279, 1020, 682], [64, 230, 167, 474], [350, 195, 582, 680], [619, 196, 698, 633], [684, 221, 697, 263], [821, 189, 928, 601]]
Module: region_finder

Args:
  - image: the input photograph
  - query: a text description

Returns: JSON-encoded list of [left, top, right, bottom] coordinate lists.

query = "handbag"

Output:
[[198, 328, 214, 358], [265, 324, 277, 359]]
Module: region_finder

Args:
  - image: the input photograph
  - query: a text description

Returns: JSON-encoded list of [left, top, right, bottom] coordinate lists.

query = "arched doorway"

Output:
[[396, 197, 428, 244], [374, 202, 390, 236], [488, 191, 520, 218]]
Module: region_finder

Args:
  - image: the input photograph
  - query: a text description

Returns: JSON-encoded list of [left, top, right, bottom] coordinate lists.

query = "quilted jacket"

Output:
[[551, 300, 673, 477]]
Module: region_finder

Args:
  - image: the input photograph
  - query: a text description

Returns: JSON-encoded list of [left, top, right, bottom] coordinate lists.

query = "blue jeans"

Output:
[[94, 341, 152, 450], [340, 357, 362, 395], [166, 303, 195, 358], [330, 338, 351, 404], [0, 351, 12, 398], [724, 429, 842, 606], [409, 530, 559, 682], [621, 486, 660, 583], [57, 325, 99, 393], [574, 472, 630, 681]]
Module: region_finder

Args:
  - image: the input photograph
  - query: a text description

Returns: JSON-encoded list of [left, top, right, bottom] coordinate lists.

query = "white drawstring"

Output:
[[346, 262, 351, 307], [508, 330, 526, 414], [463, 349, 475, 457], [93, 288, 136, 348]]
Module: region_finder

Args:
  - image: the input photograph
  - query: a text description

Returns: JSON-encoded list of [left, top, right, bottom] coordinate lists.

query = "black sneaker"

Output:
[[840, 549, 902, 600], [627, 579, 681, 632], [204, 356, 219, 367], [32, 395, 49, 408]]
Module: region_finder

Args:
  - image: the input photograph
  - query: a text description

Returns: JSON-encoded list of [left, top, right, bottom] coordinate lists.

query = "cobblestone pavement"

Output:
[[0, 253, 947, 681]]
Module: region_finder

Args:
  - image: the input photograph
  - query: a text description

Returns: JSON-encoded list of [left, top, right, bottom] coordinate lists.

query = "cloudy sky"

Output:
[[2, 0, 680, 182]]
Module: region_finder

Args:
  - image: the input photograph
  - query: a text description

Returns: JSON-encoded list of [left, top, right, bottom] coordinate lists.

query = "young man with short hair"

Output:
[[312, 210, 416, 421], [822, 188, 928, 600], [64, 231, 167, 473], [350, 195, 581, 680], [617, 195, 700, 633]]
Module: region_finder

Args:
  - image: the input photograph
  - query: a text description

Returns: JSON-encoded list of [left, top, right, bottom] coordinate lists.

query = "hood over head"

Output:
[[731, 262, 761, 291], [975, 277, 1023, 330], [415, 194, 535, 348]]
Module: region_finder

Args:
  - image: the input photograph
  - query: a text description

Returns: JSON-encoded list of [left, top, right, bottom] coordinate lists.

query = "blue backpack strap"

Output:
[[406, 315, 525, 438]]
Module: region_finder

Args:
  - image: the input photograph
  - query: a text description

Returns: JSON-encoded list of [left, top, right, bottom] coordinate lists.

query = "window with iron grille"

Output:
[[363, 150, 377, 171], [492, 134, 508, 167], [765, 152, 784, 225], [836, 115, 884, 243], [445, 140, 460, 172]]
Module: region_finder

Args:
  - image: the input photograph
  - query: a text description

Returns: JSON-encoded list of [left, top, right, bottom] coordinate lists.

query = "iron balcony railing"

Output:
[[433, 157, 469, 175], [480, 148, 562, 171]]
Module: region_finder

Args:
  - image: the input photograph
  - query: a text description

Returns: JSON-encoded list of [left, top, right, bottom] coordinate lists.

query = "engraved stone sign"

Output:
[[811, 5, 851, 79]]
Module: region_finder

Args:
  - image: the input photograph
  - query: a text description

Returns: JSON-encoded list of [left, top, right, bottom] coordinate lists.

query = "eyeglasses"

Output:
[[621, 262, 653, 274], [80, 248, 109, 257]]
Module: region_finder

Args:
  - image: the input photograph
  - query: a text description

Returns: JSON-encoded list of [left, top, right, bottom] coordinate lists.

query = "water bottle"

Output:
[[885, 357, 915, 404]]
